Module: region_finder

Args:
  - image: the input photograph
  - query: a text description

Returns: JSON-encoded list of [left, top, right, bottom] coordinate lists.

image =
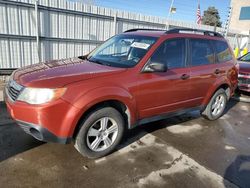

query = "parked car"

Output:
[[5, 28, 238, 158], [237, 52, 250, 92]]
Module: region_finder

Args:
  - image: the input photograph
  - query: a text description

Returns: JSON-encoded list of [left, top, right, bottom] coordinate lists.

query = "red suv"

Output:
[[5, 28, 238, 158]]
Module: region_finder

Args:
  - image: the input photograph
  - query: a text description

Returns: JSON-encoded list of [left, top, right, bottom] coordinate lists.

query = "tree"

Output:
[[202, 6, 222, 27]]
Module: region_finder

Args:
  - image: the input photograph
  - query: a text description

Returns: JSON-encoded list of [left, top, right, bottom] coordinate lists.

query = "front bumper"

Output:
[[16, 120, 71, 144], [5, 89, 82, 143], [238, 85, 250, 92], [238, 73, 250, 92]]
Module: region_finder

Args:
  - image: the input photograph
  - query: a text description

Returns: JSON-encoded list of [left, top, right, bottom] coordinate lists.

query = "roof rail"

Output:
[[165, 28, 223, 38], [124, 28, 166, 33], [123, 28, 224, 38]]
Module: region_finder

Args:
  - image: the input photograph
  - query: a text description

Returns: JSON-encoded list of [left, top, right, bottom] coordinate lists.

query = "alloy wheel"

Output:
[[86, 117, 119, 152]]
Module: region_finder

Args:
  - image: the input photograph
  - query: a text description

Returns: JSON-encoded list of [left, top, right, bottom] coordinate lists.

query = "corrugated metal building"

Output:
[[0, 0, 248, 68]]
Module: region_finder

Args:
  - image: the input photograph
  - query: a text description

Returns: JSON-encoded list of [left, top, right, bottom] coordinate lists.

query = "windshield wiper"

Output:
[[88, 59, 111, 66]]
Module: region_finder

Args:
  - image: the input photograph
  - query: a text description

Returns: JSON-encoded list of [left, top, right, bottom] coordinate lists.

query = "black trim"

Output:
[[0, 68, 17, 76], [186, 38, 191, 67], [130, 106, 204, 129], [124, 28, 166, 33], [16, 120, 72, 144]]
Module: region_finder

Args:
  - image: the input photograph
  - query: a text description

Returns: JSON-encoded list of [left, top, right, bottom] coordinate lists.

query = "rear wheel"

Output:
[[202, 88, 227, 120], [74, 107, 124, 158]]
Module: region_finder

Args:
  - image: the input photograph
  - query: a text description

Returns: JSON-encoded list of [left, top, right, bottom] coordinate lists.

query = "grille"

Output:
[[6, 80, 23, 101], [238, 77, 250, 85]]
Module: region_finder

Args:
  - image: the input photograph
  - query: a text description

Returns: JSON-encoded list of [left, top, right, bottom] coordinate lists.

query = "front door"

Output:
[[136, 38, 192, 119]]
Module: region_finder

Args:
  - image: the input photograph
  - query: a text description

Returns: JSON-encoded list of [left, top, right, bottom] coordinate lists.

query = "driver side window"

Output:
[[151, 38, 186, 69]]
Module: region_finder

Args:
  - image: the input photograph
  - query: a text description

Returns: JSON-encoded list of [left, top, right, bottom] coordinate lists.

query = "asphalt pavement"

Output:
[[0, 91, 250, 188]]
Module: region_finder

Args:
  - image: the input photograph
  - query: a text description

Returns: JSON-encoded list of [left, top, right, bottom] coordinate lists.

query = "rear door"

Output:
[[188, 38, 218, 106], [213, 40, 235, 76], [213, 40, 235, 90]]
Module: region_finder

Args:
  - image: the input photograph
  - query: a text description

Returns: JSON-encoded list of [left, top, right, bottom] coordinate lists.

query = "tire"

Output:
[[202, 88, 227, 121], [74, 107, 125, 159]]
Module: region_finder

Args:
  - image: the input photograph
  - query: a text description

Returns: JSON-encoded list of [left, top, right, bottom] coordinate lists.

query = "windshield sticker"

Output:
[[131, 42, 150, 50]]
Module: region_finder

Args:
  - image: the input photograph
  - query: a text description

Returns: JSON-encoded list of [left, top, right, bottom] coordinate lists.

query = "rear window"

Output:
[[190, 39, 215, 66], [213, 40, 233, 63]]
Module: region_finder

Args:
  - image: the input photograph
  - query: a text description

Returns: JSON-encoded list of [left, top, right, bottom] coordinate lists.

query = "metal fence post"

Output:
[[113, 11, 117, 35], [35, 0, 41, 62]]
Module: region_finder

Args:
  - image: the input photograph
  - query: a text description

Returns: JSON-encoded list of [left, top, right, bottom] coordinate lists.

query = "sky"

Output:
[[83, 0, 231, 25]]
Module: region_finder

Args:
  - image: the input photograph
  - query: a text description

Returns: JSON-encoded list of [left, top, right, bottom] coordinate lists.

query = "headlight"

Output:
[[17, 87, 67, 105]]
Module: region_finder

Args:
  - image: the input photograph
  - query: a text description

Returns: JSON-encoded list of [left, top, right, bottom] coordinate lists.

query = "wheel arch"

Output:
[[72, 99, 133, 139], [219, 83, 231, 99], [202, 82, 231, 106]]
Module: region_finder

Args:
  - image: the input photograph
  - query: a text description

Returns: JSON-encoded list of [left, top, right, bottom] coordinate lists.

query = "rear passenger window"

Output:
[[190, 39, 214, 66], [214, 41, 233, 63], [151, 38, 186, 69]]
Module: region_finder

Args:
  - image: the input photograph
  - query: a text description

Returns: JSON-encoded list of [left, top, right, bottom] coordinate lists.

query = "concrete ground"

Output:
[[0, 91, 250, 187]]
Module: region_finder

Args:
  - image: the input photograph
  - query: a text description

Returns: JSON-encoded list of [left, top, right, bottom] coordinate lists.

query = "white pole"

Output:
[[35, 0, 41, 62], [165, 0, 174, 30]]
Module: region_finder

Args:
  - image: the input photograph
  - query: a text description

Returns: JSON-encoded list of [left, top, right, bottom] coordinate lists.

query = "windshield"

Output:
[[239, 52, 250, 62], [86, 35, 158, 68]]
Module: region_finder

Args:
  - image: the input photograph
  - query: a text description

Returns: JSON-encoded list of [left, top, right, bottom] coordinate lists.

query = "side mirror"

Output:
[[144, 62, 167, 73]]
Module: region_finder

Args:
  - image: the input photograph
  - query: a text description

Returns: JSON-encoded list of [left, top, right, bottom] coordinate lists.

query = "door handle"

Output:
[[214, 69, 220, 75], [180, 74, 190, 80]]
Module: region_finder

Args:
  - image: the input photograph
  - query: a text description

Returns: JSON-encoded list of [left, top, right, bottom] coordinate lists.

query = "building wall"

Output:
[[229, 0, 250, 32]]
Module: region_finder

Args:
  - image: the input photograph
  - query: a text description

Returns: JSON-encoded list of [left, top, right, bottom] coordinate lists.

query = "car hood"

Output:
[[238, 61, 250, 73], [13, 57, 126, 88]]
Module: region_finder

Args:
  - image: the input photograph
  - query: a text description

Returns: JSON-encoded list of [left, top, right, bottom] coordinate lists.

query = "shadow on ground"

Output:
[[224, 155, 250, 188], [224, 98, 239, 114], [0, 102, 43, 162]]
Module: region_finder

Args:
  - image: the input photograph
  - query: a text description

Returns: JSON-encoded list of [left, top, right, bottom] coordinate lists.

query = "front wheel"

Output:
[[74, 107, 125, 158], [202, 88, 227, 120]]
